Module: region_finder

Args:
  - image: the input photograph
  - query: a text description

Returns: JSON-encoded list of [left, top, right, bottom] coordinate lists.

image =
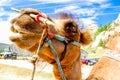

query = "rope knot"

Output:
[[47, 28, 55, 39], [30, 55, 38, 65]]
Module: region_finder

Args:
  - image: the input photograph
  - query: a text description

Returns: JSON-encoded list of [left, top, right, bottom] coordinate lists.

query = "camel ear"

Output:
[[80, 31, 92, 45]]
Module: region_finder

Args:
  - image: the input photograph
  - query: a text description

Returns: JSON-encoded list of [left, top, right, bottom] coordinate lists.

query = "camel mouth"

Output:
[[11, 23, 44, 35]]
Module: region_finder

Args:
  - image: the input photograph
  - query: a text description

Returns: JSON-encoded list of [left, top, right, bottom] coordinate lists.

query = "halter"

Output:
[[30, 13, 80, 80]]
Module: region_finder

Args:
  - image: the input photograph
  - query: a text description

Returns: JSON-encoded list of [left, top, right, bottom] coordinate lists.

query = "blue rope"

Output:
[[44, 35, 80, 80], [54, 34, 80, 47], [45, 38, 66, 80]]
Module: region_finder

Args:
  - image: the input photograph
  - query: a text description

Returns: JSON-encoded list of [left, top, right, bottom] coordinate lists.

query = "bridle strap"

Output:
[[45, 38, 66, 80], [51, 34, 80, 62], [59, 41, 67, 61], [44, 35, 80, 80], [54, 34, 80, 47]]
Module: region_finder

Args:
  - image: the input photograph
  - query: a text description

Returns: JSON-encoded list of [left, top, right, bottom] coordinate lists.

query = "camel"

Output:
[[86, 33, 120, 80], [9, 8, 92, 80]]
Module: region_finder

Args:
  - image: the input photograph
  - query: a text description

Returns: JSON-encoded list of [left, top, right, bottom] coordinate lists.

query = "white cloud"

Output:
[[0, 0, 13, 6], [73, 8, 97, 16], [0, 7, 7, 16], [87, 0, 108, 4], [0, 7, 19, 44], [100, 3, 111, 8], [53, 0, 110, 26], [30, 0, 73, 3], [54, 5, 79, 13], [31, 0, 108, 4], [81, 18, 97, 27], [81, 13, 99, 27], [54, 5, 99, 26], [0, 21, 13, 44], [54, 5, 97, 16]]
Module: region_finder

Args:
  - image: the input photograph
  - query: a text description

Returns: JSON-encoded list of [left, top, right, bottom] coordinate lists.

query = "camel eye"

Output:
[[65, 22, 77, 35]]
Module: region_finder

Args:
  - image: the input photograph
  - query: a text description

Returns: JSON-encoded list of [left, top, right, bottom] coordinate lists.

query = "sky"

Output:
[[0, 0, 120, 44]]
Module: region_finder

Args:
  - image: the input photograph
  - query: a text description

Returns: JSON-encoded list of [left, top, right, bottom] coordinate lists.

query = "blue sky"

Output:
[[0, 0, 120, 44]]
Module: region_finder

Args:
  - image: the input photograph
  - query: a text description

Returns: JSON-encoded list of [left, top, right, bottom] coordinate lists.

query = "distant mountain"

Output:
[[0, 43, 32, 56], [0, 43, 9, 50]]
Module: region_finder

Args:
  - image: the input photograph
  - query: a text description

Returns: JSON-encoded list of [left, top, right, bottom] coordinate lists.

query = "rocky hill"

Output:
[[0, 43, 9, 51], [86, 24, 98, 39], [92, 13, 120, 47], [0, 43, 32, 56]]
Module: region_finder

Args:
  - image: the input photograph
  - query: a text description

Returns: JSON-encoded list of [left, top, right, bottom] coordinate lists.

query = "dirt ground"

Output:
[[0, 59, 92, 80]]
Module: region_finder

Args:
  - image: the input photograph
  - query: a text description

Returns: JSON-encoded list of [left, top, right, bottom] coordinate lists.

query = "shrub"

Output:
[[94, 22, 111, 39]]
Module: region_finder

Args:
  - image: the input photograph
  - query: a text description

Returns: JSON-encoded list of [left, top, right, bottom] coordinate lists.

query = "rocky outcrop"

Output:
[[86, 24, 98, 39], [102, 14, 120, 41], [92, 13, 120, 47]]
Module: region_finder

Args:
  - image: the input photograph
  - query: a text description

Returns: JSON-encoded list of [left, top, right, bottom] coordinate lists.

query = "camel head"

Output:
[[9, 8, 92, 80], [9, 8, 92, 52]]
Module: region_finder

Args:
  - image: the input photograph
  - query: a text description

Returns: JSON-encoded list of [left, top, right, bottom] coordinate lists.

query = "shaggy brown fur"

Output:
[[9, 8, 92, 80], [86, 33, 120, 80]]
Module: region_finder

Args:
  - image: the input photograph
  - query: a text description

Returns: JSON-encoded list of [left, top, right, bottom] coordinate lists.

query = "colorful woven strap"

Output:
[[103, 50, 120, 61]]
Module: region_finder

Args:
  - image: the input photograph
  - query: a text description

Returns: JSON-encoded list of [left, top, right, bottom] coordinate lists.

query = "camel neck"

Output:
[[53, 55, 81, 80]]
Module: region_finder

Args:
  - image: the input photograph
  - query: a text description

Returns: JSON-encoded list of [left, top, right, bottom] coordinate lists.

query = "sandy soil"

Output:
[[0, 59, 54, 80], [0, 59, 92, 80]]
